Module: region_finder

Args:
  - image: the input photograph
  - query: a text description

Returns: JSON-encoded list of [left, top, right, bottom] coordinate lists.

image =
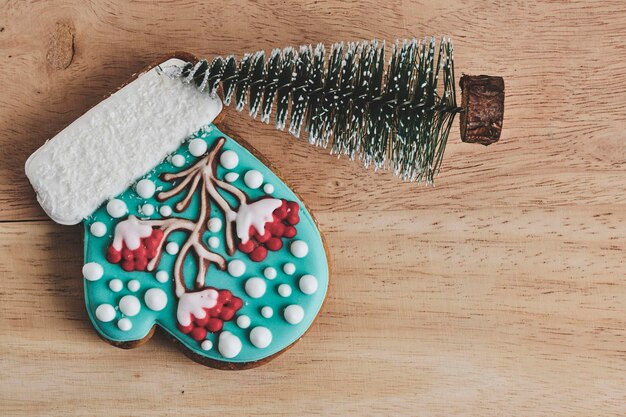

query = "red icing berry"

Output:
[[238, 239, 255, 254], [206, 318, 223, 333], [106, 246, 122, 264], [268, 220, 286, 236], [274, 206, 288, 220], [286, 214, 300, 225], [266, 237, 283, 251], [106, 227, 164, 271], [190, 327, 207, 341], [284, 226, 297, 238], [144, 237, 158, 250], [217, 289, 232, 303], [250, 246, 268, 262], [178, 323, 194, 334], [194, 313, 210, 327], [227, 297, 243, 311], [121, 259, 135, 272], [219, 307, 235, 321], [287, 201, 300, 213]]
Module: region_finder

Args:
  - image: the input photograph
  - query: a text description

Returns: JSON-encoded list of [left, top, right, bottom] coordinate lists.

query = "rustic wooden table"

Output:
[[1, 1, 624, 416]]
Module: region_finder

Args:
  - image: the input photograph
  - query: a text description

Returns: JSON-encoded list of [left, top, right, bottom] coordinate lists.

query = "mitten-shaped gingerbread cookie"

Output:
[[26, 56, 329, 369]]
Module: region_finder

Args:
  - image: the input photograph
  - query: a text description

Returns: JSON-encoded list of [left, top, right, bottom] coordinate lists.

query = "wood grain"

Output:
[[0, 0, 624, 416]]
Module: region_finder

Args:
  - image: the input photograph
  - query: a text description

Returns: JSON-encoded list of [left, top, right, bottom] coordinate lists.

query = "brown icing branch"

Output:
[[171, 183, 225, 295], [134, 139, 232, 297], [134, 136, 258, 297]]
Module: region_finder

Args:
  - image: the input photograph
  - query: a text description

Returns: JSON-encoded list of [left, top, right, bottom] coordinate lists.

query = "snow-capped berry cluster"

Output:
[[106, 229, 163, 272], [238, 199, 300, 262], [177, 289, 243, 341]]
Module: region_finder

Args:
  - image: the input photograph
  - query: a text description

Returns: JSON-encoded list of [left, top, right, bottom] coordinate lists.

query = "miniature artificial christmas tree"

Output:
[[163, 37, 504, 183]]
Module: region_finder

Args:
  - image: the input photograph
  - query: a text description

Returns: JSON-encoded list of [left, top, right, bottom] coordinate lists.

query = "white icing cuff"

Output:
[[25, 58, 223, 225]]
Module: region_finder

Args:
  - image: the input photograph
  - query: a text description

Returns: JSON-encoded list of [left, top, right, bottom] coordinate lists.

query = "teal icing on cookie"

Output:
[[82, 124, 329, 363]]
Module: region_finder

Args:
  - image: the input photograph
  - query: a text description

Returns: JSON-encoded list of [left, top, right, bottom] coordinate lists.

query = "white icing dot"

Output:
[[135, 179, 156, 199], [208, 236, 219, 248], [106, 199, 127, 218], [244, 170, 263, 189], [141, 204, 155, 216], [263, 183, 275, 194], [127, 279, 140, 292], [227, 260, 246, 277], [119, 295, 141, 317], [278, 284, 292, 297], [218, 331, 242, 358], [188, 138, 208, 157], [283, 262, 296, 275], [207, 217, 222, 233], [245, 277, 266, 298], [263, 267, 277, 280], [201, 340, 213, 351], [144, 288, 168, 311], [171, 154, 185, 167], [160, 206, 172, 217], [83, 262, 103, 281], [155, 270, 169, 283], [165, 242, 179, 255], [299, 274, 319, 295], [118, 318, 132, 331], [250, 326, 272, 348], [236, 315, 251, 329], [220, 150, 239, 169], [109, 279, 123, 292], [261, 306, 273, 318], [224, 172, 239, 183], [263, 266, 277, 279], [95, 304, 116, 322], [284, 304, 304, 325], [290, 240, 309, 258], [90, 222, 107, 237]]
